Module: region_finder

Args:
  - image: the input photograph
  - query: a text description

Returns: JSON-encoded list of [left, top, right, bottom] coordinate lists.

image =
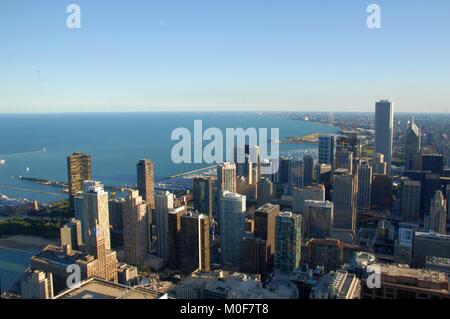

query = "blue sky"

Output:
[[1, 0, 450, 113]]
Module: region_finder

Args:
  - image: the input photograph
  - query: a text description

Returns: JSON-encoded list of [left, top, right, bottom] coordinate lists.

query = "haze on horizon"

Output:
[[1, 0, 450, 114]]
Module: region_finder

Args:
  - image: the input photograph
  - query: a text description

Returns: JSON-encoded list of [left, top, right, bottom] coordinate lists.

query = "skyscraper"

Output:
[[371, 153, 387, 175], [123, 190, 149, 267], [252, 203, 279, 276], [303, 155, 314, 186], [303, 200, 334, 241], [257, 177, 274, 207], [275, 211, 302, 273], [319, 135, 336, 166], [401, 180, 421, 223], [447, 185, 450, 223], [335, 149, 353, 173], [332, 174, 358, 235], [357, 163, 372, 210], [193, 176, 213, 220], [375, 100, 394, 174], [21, 271, 54, 299], [412, 232, 450, 268], [427, 191, 447, 235], [67, 152, 91, 211], [420, 153, 445, 176], [137, 159, 155, 208], [405, 119, 421, 170], [178, 213, 210, 273], [60, 219, 83, 251], [234, 144, 260, 184], [289, 159, 304, 189], [155, 191, 175, 259], [74, 180, 111, 251], [371, 174, 393, 210], [293, 185, 326, 214], [217, 162, 237, 193], [219, 191, 246, 266]]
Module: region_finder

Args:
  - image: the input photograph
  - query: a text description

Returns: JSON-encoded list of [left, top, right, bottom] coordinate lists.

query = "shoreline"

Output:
[[0, 235, 56, 252]]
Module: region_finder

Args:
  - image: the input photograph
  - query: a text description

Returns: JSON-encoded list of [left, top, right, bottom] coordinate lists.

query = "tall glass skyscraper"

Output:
[[318, 135, 336, 166], [219, 191, 246, 266], [375, 100, 394, 174]]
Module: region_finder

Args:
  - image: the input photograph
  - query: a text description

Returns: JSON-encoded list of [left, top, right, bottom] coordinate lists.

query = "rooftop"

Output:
[[54, 278, 164, 299]]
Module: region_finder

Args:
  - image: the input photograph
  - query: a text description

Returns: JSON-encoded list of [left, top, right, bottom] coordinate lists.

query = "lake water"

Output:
[[0, 246, 36, 293], [0, 112, 338, 203]]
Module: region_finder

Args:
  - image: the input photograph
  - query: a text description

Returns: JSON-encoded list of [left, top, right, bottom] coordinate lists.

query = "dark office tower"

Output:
[[67, 152, 92, 211], [357, 163, 372, 210], [109, 198, 125, 232], [405, 119, 421, 170], [275, 212, 302, 273], [167, 207, 183, 270], [289, 159, 304, 189], [137, 159, 155, 208], [421, 174, 441, 218], [303, 155, 314, 186], [60, 219, 82, 250], [122, 190, 149, 267], [319, 135, 336, 166], [371, 174, 393, 210], [375, 100, 394, 174], [193, 176, 213, 220], [177, 213, 210, 273], [278, 157, 291, 184], [278, 157, 289, 184], [371, 153, 387, 175], [307, 238, 356, 273], [420, 153, 444, 176], [254, 203, 279, 274], [332, 174, 357, 235], [303, 200, 334, 241], [257, 177, 273, 207], [412, 232, 450, 268], [401, 180, 421, 223], [240, 237, 267, 276], [335, 149, 353, 173]]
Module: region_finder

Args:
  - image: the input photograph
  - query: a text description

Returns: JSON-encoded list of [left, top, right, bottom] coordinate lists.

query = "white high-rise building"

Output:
[[74, 180, 111, 251], [155, 191, 174, 259], [123, 190, 149, 267], [219, 191, 246, 266], [375, 100, 394, 174], [217, 162, 237, 193]]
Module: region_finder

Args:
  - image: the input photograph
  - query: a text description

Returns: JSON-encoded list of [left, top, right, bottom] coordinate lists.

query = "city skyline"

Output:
[[1, 0, 450, 113], [1, 1, 450, 305]]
